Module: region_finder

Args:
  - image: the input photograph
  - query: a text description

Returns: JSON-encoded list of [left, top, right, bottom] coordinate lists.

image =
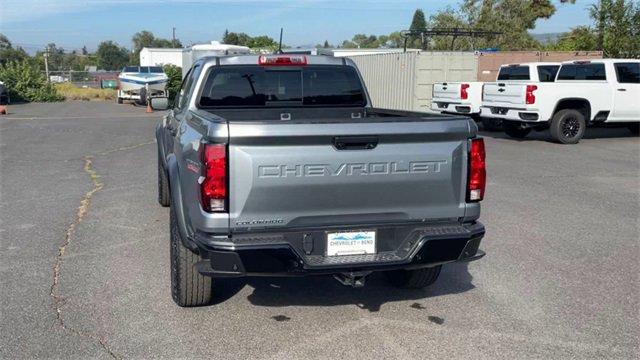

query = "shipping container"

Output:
[[349, 52, 478, 112]]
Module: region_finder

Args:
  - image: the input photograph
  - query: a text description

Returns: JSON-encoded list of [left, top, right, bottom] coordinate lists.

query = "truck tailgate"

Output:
[[433, 83, 461, 101], [228, 119, 473, 232], [483, 83, 526, 106]]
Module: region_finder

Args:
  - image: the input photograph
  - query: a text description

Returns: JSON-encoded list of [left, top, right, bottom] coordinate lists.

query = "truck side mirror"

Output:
[[150, 97, 169, 111]]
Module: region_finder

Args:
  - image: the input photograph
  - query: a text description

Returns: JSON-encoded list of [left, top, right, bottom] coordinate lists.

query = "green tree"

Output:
[[409, 9, 428, 49], [130, 30, 182, 65], [428, 0, 576, 50], [323, 40, 330, 48], [248, 35, 278, 49], [162, 64, 182, 104], [546, 26, 598, 51], [96, 41, 129, 71], [0, 60, 62, 102], [0, 34, 29, 65]]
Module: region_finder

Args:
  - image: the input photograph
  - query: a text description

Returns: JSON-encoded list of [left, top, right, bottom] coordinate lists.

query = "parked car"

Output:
[[154, 54, 487, 307], [480, 59, 640, 144], [432, 63, 560, 131]]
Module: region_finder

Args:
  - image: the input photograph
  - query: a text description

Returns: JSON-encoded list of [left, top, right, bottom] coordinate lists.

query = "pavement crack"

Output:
[[48, 139, 155, 359], [49, 156, 119, 359], [96, 140, 155, 156]]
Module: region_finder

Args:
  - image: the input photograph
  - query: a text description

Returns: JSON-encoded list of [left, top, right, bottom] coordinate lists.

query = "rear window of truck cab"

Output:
[[198, 65, 366, 108], [557, 63, 606, 81], [497, 66, 530, 80]]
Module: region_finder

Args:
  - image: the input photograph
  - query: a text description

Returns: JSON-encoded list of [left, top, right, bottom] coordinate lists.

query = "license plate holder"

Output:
[[326, 230, 376, 257]]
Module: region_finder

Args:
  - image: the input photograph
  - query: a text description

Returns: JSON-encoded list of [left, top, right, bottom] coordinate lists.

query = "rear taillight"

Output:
[[525, 85, 537, 105], [201, 144, 227, 212], [258, 55, 307, 66], [467, 138, 486, 202], [460, 83, 470, 100]]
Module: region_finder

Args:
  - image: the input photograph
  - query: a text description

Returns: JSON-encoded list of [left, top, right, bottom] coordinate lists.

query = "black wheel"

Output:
[[627, 123, 640, 135], [482, 118, 503, 132], [138, 88, 148, 106], [116, 97, 123, 104], [549, 109, 586, 144], [170, 204, 212, 307], [385, 265, 442, 289], [157, 152, 170, 207], [503, 122, 532, 139]]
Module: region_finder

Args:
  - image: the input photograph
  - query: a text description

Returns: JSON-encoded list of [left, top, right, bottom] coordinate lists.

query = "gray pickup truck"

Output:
[[154, 55, 486, 307]]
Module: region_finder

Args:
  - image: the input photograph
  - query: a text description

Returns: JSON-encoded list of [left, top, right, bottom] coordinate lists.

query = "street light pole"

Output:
[[44, 46, 50, 83]]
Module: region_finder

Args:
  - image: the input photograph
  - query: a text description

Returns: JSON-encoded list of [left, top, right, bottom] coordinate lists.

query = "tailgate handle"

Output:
[[333, 136, 378, 150], [498, 88, 505, 92]]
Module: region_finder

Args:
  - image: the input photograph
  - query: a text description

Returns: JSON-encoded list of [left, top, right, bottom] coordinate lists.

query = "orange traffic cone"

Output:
[[0, 105, 7, 115], [145, 102, 153, 113]]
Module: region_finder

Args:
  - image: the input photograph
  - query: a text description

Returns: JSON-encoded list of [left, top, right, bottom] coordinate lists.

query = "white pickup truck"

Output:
[[432, 62, 560, 131], [481, 59, 640, 144]]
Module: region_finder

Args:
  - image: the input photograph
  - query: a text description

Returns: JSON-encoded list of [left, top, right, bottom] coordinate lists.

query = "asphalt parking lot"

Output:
[[1, 101, 638, 359]]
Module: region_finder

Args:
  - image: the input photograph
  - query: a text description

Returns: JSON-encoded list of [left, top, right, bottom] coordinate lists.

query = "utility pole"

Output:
[[172, 27, 176, 47], [44, 46, 50, 83]]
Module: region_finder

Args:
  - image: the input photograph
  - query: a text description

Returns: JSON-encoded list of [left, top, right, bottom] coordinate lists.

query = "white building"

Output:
[[140, 41, 251, 78]]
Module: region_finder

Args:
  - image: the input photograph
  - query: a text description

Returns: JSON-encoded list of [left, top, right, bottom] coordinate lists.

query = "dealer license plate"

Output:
[[326, 231, 376, 256]]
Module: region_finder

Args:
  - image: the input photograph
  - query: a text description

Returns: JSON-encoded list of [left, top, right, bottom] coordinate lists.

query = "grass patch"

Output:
[[55, 83, 117, 101]]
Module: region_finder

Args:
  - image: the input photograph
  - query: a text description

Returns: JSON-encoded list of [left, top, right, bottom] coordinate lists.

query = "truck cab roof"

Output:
[[197, 54, 354, 67], [500, 62, 561, 68]]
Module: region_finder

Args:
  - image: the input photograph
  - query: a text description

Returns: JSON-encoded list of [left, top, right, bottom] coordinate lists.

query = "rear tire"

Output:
[[627, 123, 640, 135], [503, 122, 531, 139], [385, 265, 442, 289], [170, 205, 212, 307], [549, 109, 586, 144], [157, 152, 170, 207], [138, 88, 148, 106]]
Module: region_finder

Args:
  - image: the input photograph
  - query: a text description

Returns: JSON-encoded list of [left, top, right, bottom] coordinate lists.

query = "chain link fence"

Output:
[[44, 71, 120, 88]]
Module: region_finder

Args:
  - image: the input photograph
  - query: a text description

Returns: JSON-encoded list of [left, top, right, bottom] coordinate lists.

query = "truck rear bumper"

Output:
[[480, 106, 543, 122], [431, 101, 480, 115], [192, 222, 485, 278]]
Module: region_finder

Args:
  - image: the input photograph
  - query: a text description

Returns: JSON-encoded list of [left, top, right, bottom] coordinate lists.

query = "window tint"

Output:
[[537, 65, 560, 82], [123, 66, 139, 72], [199, 65, 366, 108], [497, 66, 530, 80], [557, 63, 606, 81], [177, 64, 202, 110], [149, 66, 164, 73], [614, 63, 640, 84]]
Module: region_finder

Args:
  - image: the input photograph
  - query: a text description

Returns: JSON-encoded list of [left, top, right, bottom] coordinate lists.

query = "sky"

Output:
[[0, 0, 598, 53]]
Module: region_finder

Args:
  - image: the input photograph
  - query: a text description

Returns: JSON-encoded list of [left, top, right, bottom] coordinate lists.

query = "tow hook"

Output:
[[333, 271, 371, 288]]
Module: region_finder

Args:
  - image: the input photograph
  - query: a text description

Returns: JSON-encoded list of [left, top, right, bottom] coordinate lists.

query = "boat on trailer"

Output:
[[117, 66, 168, 104]]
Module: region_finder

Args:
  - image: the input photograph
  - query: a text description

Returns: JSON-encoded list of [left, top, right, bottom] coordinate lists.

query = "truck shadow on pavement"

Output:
[[480, 127, 637, 142], [212, 263, 475, 312]]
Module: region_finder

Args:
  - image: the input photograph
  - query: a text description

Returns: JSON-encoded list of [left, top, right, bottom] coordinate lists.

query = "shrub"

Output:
[[0, 60, 63, 102], [54, 83, 116, 101], [163, 64, 182, 104]]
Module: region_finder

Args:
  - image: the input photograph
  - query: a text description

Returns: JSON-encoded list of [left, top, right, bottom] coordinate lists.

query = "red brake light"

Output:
[[525, 85, 537, 105], [460, 83, 470, 100], [258, 55, 307, 66], [467, 138, 486, 202], [201, 144, 227, 212]]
